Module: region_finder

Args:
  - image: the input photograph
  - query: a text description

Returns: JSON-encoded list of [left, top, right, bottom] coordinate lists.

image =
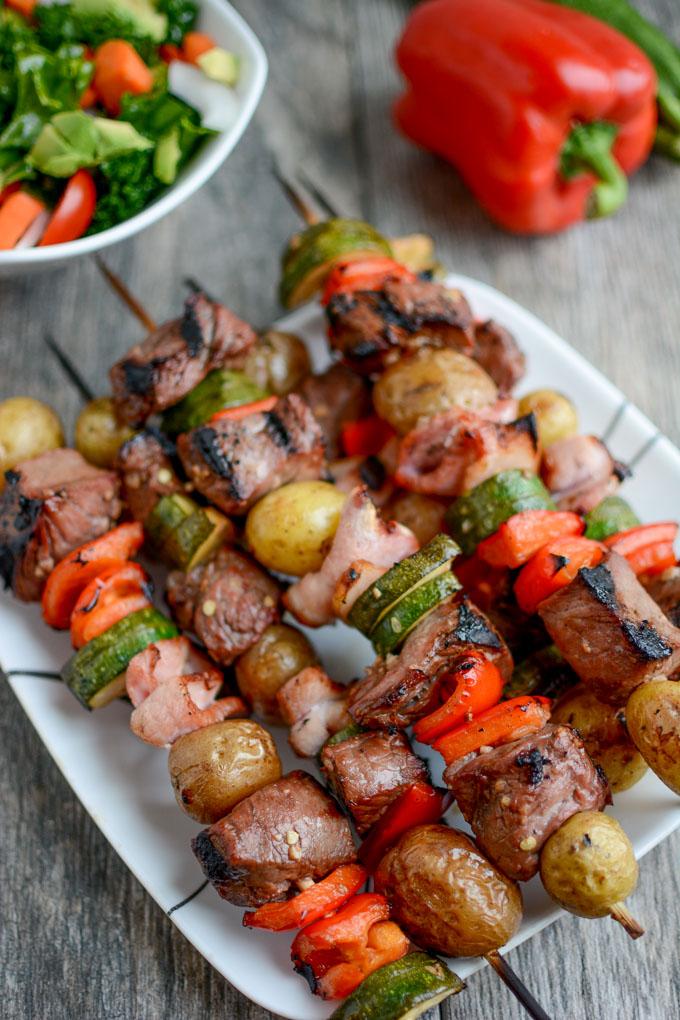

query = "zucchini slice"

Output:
[[279, 218, 392, 308], [160, 369, 267, 436], [348, 534, 460, 637], [445, 470, 555, 556], [584, 495, 640, 541], [62, 607, 178, 710], [146, 494, 233, 570], [369, 569, 461, 657], [330, 952, 464, 1019]]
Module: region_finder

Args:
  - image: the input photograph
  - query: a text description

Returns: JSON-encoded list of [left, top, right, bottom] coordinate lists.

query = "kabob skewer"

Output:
[[2, 183, 676, 1020]]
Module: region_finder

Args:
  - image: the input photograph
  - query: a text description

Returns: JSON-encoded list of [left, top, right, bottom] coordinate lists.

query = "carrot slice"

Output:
[[6, 0, 36, 17], [432, 696, 552, 766], [93, 40, 153, 115], [0, 192, 46, 250], [242, 863, 367, 931], [209, 396, 278, 423], [183, 32, 218, 64]]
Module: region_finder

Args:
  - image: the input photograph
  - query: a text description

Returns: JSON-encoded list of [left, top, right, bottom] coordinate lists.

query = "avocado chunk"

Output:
[[197, 47, 240, 87]]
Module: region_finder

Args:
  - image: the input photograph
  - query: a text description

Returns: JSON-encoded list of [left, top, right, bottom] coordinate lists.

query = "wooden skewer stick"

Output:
[[610, 903, 645, 939], [484, 950, 553, 1020], [93, 255, 158, 333], [296, 169, 342, 219], [272, 163, 320, 226], [44, 333, 95, 403]]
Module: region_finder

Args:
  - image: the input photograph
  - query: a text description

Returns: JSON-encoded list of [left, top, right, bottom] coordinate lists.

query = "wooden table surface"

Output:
[[3, 1, 680, 1017]]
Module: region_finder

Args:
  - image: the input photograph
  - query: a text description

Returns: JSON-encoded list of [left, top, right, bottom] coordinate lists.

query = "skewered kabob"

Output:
[[2, 221, 676, 1020]]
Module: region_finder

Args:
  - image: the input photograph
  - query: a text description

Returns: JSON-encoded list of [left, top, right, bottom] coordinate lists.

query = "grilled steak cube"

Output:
[[166, 546, 280, 666], [0, 449, 121, 601], [116, 428, 183, 522], [541, 435, 622, 515], [300, 363, 371, 459], [349, 595, 513, 729], [539, 551, 680, 705], [110, 292, 257, 426], [177, 393, 325, 515], [191, 771, 356, 906], [326, 278, 475, 374], [473, 320, 526, 397], [320, 729, 428, 833], [446, 724, 610, 882]]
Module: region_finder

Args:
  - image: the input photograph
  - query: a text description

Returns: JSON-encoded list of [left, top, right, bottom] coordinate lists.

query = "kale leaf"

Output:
[[88, 149, 161, 233], [157, 0, 198, 46], [35, 5, 158, 64]]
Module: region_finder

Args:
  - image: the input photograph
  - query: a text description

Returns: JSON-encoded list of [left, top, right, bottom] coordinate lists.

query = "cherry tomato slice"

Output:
[[39, 170, 96, 247]]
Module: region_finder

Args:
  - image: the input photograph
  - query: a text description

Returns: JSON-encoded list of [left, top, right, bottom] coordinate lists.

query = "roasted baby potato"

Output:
[[168, 718, 281, 823], [518, 389, 578, 448], [540, 811, 639, 924], [245, 480, 347, 576], [551, 685, 647, 793], [75, 396, 134, 468], [374, 824, 522, 957], [243, 330, 311, 395], [626, 679, 680, 795], [235, 623, 318, 723], [0, 396, 64, 481], [386, 491, 446, 546], [373, 348, 497, 435]]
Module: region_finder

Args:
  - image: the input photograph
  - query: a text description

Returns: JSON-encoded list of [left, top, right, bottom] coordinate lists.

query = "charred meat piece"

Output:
[[395, 408, 540, 498], [539, 551, 680, 705], [329, 455, 394, 507], [277, 666, 351, 757], [166, 547, 280, 666], [191, 771, 356, 906], [446, 723, 610, 882], [299, 363, 371, 459], [541, 435, 624, 514], [0, 449, 121, 601], [116, 427, 183, 522], [641, 566, 680, 628], [349, 595, 513, 729], [284, 486, 418, 627], [178, 394, 324, 515], [326, 278, 475, 374], [473, 320, 526, 396], [320, 729, 428, 834], [110, 292, 257, 426]]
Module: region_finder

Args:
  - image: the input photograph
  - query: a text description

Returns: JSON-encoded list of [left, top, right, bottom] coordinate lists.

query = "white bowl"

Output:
[[0, 0, 267, 275]]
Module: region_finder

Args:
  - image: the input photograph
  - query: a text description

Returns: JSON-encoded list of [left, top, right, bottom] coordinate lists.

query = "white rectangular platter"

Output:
[[3, 274, 680, 1020]]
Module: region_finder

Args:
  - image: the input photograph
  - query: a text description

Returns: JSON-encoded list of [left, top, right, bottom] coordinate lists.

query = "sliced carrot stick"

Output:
[[93, 40, 153, 115], [0, 192, 46, 250], [182, 31, 217, 64]]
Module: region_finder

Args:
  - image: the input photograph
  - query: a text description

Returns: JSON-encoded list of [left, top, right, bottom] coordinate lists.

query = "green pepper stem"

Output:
[[655, 124, 680, 161], [560, 121, 628, 219], [658, 81, 680, 132]]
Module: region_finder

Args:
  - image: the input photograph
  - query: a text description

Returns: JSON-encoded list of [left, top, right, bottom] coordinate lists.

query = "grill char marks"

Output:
[[349, 594, 513, 729], [110, 292, 257, 426], [0, 470, 43, 589], [326, 277, 475, 374], [539, 550, 680, 705], [178, 394, 324, 515]]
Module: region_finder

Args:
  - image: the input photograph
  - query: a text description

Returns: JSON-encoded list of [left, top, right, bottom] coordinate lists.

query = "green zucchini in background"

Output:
[[329, 952, 465, 1019], [551, 0, 680, 157], [62, 607, 178, 709], [584, 494, 641, 541], [445, 470, 555, 556]]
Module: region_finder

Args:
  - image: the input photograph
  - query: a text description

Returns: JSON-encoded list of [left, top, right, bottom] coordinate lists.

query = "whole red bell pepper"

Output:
[[394, 0, 657, 233]]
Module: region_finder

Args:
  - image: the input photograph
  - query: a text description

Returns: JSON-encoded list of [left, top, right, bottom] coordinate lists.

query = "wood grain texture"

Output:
[[1, 1, 680, 1018]]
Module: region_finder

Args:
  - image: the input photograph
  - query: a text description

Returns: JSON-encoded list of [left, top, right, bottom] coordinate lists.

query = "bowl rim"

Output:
[[0, 0, 268, 268]]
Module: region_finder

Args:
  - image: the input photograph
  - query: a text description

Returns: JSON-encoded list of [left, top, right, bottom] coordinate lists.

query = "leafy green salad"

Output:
[[0, 0, 239, 247]]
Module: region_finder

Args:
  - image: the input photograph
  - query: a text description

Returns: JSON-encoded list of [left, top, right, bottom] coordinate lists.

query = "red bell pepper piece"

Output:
[[41, 522, 144, 629], [321, 256, 416, 305], [291, 893, 408, 1000], [412, 652, 504, 745], [477, 510, 584, 569], [69, 561, 151, 649], [605, 522, 678, 576], [432, 695, 552, 766], [513, 535, 604, 615], [394, 0, 657, 233], [209, 396, 278, 423], [341, 415, 395, 458], [359, 782, 449, 873], [242, 863, 367, 931], [453, 554, 508, 613]]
